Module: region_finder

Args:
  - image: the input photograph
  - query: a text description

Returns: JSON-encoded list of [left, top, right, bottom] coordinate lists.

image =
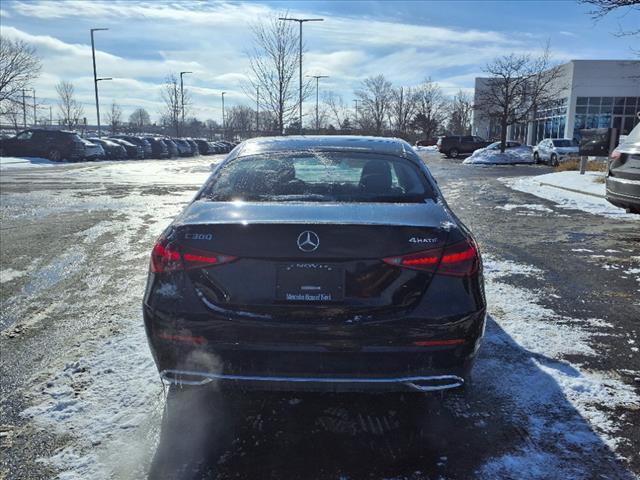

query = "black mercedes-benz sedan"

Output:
[[143, 136, 486, 393]]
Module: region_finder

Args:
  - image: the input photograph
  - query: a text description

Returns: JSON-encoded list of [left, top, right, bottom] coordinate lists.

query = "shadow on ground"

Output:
[[148, 317, 633, 480]]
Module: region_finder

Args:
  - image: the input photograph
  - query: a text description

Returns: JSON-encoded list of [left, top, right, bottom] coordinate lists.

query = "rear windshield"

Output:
[[201, 152, 434, 203], [553, 139, 577, 147]]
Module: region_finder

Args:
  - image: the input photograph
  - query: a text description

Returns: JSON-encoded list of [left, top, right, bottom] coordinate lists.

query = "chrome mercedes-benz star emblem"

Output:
[[297, 230, 320, 252]]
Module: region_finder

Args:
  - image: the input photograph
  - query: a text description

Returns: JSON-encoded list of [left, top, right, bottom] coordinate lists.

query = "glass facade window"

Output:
[[574, 96, 639, 138]]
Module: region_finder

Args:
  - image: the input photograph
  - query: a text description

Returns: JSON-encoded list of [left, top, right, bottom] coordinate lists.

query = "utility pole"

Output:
[[90, 28, 109, 137], [179, 71, 192, 137], [31, 89, 36, 125], [49, 106, 53, 125], [21, 89, 27, 127], [279, 17, 324, 135], [221, 91, 226, 140], [256, 86, 259, 135], [306, 75, 328, 134], [353, 99, 359, 130]]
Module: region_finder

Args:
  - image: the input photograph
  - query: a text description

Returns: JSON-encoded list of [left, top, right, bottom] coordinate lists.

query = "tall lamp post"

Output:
[[221, 91, 226, 139], [353, 99, 359, 131], [90, 28, 109, 136], [179, 71, 192, 137], [278, 17, 323, 134], [306, 75, 328, 134], [256, 86, 260, 134]]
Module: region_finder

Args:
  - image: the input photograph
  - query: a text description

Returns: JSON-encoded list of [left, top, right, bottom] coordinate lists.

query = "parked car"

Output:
[[80, 138, 105, 161], [415, 138, 438, 147], [185, 139, 200, 156], [207, 141, 223, 154], [437, 135, 491, 158], [606, 122, 640, 214], [108, 138, 143, 159], [146, 137, 170, 159], [0, 129, 88, 161], [172, 139, 193, 157], [113, 135, 152, 158], [533, 138, 579, 166], [161, 138, 179, 158], [88, 138, 127, 160], [194, 139, 212, 155], [143, 135, 486, 393]]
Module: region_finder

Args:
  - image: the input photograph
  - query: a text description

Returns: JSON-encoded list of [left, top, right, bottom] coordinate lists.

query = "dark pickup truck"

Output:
[[437, 135, 492, 158]]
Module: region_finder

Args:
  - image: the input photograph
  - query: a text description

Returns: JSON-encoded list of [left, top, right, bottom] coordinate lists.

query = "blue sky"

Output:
[[1, 0, 637, 124]]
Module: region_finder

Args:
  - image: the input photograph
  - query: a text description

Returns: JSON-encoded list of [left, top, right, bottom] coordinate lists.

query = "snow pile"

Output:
[[463, 147, 534, 165], [413, 145, 438, 152], [502, 171, 638, 220]]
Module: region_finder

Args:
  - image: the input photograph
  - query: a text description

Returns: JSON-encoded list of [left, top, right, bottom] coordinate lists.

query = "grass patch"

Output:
[[554, 159, 607, 172]]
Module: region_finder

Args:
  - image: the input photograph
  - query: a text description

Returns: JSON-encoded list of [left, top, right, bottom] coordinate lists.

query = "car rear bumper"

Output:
[[143, 305, 485, 392], [606, 175, 640, 209]]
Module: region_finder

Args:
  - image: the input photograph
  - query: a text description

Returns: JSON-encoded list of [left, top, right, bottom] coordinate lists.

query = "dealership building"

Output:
[[472, 60, 640, 145]]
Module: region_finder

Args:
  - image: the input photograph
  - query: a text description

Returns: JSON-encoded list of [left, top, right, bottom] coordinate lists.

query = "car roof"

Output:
[[234, 135, 415, 159]]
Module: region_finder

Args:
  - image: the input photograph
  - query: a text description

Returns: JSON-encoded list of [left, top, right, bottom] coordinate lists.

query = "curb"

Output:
[[538, 181, 606, 199]]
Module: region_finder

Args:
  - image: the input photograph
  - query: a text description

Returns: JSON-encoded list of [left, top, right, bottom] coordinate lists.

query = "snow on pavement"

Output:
[[5, 157, 637, 479], [502, 171, 638, 220], [0, 156, 59, 169], [476, 255, 638, 477]]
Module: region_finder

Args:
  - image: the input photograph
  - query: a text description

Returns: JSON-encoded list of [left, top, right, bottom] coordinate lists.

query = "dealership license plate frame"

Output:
[[276, 263, 345, 303]]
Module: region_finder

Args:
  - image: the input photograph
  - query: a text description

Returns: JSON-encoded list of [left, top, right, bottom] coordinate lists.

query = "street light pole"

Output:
[[90, 28, 108, 136], [221, 91, 226, 139], [179, 71, 192, 137], [279, 17, 323, 135], [31, 89, 36, 125], [353, 99, 359, 130], [256, 86, 259, 134], [306, 75, 328, 134]]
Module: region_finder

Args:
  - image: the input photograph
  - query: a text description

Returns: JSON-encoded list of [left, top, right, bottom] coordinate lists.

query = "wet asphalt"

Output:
[[0, 152, 638, 479]]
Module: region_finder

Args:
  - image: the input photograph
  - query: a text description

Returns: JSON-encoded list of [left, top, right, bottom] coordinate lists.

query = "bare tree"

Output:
[[106, 101, 123, 134], [389, 86, 418, 135], [56, 81, 84, 128], [355, 75, 393, 135], [410, 78, 448, 139], [129, 107, 150, 130], [0, 38, 41, 116], [226, 105, 254, 134], [245, 14, 310, 133], [475, 45, 566, 152], [580, 0, 639, 36], [323, 91, 350, 128], [447, 90, 473, 135], [160, 74, 182, 136]]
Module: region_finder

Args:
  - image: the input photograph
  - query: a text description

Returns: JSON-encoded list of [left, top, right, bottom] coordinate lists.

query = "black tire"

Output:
[[550, 154, 559, 167], [48, 149, 62, 162], [449, 148, 459, 159], [533, 151, 540, 164]]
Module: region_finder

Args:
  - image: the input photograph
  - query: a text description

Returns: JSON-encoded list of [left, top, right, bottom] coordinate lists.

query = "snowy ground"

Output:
[[413, 145, 438, 152], [1, 153, 639, 479], [502, 170, 638, 220], [463, 147, 534, 165], [0, 155, 60, 169]]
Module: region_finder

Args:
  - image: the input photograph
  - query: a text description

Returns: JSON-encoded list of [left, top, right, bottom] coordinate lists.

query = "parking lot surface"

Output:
[[1, 152, 638, 479]]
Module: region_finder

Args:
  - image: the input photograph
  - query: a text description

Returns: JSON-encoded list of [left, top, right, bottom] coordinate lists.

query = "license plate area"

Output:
[[276, 263, 344, 302]]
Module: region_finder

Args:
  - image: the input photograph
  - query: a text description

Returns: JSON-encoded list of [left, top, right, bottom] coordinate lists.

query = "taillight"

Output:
[[609, 149, 621, 161], [383, 239, 479, 277], [150, 240, 236, 273]]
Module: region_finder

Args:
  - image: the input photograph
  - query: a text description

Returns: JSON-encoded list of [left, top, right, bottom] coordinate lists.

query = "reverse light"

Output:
[[383, 239, 479, 277], [150, 240, 237, 273]]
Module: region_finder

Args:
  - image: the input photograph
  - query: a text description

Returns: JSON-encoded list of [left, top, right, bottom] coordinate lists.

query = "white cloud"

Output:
[[0, 1, 606, 125]]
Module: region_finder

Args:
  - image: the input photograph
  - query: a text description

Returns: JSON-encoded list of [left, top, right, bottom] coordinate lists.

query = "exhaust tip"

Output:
[[405, 375, 464, 392], [160, 369, 215, 386]]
